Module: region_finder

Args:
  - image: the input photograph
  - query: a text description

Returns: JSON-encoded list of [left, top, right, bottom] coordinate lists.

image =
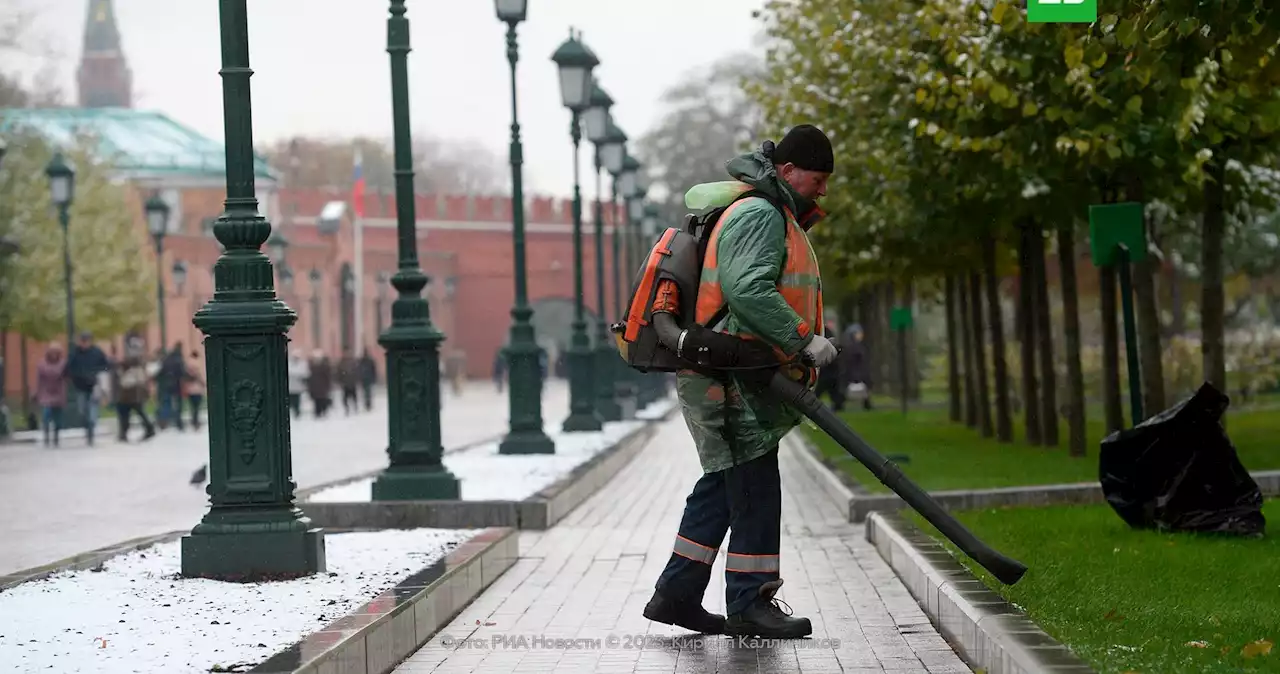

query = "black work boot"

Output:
[[642, 590, 726, 634], [724, 579, 812, 639]]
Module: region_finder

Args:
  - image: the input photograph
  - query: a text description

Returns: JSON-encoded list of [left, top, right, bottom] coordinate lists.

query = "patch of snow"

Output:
[[0, 528, 479, 674], [636, 396, 677, 420], [305, 397, 674, 504]]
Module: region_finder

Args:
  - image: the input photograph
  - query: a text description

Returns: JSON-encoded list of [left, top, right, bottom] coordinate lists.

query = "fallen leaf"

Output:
[[1104, 609, 1126, 621], [1221, 646, 1232, 656], [1186, 640, 1209, 648], [1242, 640, 1273, 658]]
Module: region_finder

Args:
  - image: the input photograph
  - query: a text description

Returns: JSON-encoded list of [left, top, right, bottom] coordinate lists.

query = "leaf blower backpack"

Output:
[[610, 189, 786, 376]]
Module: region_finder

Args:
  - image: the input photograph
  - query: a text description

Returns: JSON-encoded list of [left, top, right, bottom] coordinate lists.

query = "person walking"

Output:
[[307, 350, 333, 419], [359, 348, 377, 411], [184, 349, 205, 430], [839, 323, 873, 411], [643, 125, 837, 640], [65, 331, 109, 446], [35, 343, 67, 447], [287, 350, 309, 419], [336, 349, 360, 415], [155, 343, 187, 431], [116, 346, 156, 442]]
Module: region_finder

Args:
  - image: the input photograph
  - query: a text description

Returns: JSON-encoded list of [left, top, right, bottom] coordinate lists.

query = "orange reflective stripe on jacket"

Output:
[[693, 196, 824, 364]]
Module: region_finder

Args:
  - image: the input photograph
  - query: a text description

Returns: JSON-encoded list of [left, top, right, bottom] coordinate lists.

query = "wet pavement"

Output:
[[0, 380, 569, 575], [394, 417, 971, 673]]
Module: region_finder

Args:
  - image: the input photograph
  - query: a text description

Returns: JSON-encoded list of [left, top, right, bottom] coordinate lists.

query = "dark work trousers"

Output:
[[342, 387, 358, 415], [655, 447, 782, 616]]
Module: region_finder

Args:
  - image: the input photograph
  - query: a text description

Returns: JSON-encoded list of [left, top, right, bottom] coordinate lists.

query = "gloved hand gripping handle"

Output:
[[650, 312, 1028, 586]]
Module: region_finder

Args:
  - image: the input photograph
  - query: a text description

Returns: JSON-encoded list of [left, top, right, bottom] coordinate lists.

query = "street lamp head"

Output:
[[583, 80, 613, 143], [309, 268, 321, 284], [642, 204, 660, 235], [551, 28, 598, 111], [628, 198, 644, 222], [144, 192, 171, 237], [266, 229, 289, 264], [600, 117, 628, 175], [171, 260, 188, 292], [280, 266, 294, 290], [618, 155, 641, 197], [636, 170, 653, 194], [494, 0, 527, 23], [44, 152, 75, 207]]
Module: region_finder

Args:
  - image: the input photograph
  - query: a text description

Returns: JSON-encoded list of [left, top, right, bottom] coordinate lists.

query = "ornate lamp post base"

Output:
[[181, 319, 326, 580], [373, 465, 461, 501], [181, 508, 325, 580], [562, 321, 602, 432], [372, 301, 460, 500], [499, 334, 555, 455], [594, 344, 623, 421]]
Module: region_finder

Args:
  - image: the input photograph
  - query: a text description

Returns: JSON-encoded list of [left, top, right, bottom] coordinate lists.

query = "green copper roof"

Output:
[[0, 107, 277, 182]]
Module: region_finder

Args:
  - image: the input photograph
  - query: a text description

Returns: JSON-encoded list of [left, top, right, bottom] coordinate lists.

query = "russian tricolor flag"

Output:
[[352, 147, 366, 219]]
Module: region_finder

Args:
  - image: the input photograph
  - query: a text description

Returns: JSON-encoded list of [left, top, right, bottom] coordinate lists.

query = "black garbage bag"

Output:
[[1099, 382, 1266, 537]]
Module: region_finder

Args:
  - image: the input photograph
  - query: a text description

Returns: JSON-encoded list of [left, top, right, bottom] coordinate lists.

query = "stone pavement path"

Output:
[[395, 417, 971, 673], [0, 380, 569, 576]]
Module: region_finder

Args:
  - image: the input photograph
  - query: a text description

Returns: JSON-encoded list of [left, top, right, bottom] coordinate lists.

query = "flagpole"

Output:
[[353, 148, 366, 358]]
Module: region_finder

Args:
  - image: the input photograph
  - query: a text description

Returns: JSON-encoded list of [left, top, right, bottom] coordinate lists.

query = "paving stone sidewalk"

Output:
[[0, 380, 569, 575], [395, 417, 971, 673]]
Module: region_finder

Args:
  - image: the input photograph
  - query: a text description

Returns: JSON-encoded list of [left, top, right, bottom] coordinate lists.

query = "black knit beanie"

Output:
[[771, 124, 834, 174]]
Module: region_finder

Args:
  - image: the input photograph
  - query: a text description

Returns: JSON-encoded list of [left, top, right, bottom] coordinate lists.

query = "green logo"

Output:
[[1026, 0, 1097, 23]]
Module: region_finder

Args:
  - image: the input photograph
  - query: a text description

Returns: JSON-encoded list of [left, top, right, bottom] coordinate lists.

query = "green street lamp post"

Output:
[[496, 0, 554, 455], [309, 269, 322, 346], [617, 154, 641, 315], [552, 29, 603, 433], [372, 0, 459, 500], [145, 193, 171, 350], [598, 118, 631, 415], [181, 0, 324, 579], [46, 153, 86, 429], [639, 202, 663, 404], [580, 79, 619, 421], [45, 153, 75, 353]]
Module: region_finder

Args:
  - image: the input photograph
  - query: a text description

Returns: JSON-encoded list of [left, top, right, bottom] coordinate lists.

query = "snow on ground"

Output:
[[306, 396, 673, 503], [0, 528, 478, 674]]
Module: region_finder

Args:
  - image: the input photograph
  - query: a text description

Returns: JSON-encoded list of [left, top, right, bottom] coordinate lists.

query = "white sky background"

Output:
[[14, 0, 769, 199]]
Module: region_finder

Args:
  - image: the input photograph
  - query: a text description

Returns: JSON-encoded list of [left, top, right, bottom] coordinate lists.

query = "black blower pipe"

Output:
[[651, 313, 1028, 586]]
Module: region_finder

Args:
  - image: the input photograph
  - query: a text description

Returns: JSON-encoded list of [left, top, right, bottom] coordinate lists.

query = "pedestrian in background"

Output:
[[287, 349, 309, 419], [337, 348, 360, 415], [184, 350, 205, 431], [359, 348, 377, 411], [36, 342, 67, 448]]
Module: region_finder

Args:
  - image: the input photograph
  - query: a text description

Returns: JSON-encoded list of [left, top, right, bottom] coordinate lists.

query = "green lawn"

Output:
[[803, 405, 1280, 493], [910, 503, 1280, 673]]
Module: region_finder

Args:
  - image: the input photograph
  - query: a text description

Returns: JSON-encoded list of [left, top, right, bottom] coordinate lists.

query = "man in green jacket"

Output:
[[643, 125, 839, 639]]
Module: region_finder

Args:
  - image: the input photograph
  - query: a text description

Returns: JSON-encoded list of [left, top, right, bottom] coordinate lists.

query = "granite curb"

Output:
[[298, 419, 659, 531], [248, 527, 518, 674], [0, 529, 187, 592], [792, 427, 1280, 522], [866, 511, 1095, 674]]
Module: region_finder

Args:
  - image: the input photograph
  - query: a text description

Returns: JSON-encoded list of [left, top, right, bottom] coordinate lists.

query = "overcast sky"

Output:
[[13, 0, 768, 199]]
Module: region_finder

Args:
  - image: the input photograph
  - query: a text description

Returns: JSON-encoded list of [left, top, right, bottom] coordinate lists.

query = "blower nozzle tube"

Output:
[[649, 312, 1028, 586]]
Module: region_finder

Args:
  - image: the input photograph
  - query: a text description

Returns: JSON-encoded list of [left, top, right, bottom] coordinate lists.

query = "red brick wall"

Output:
[[3, 184, 635, 400]]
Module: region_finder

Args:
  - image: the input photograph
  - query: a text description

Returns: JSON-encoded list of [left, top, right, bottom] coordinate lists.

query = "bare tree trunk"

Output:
[[959, 273, 978, 428], [1125, 178, 1166, 415], [969, 272, 993, 437], [1101, 265, 1125, 434], [905, 282, 920, 401], [1202, 160, 1228, 396], [1034, 222, 1060, 447], [983, 234, 1013, 443], [1017, 220, 1042, 445], [881, 282, 897, 399], [1058, 223, 1087, 456], [946, 275, 962, 422], [1169, 266, 1186, 336]]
